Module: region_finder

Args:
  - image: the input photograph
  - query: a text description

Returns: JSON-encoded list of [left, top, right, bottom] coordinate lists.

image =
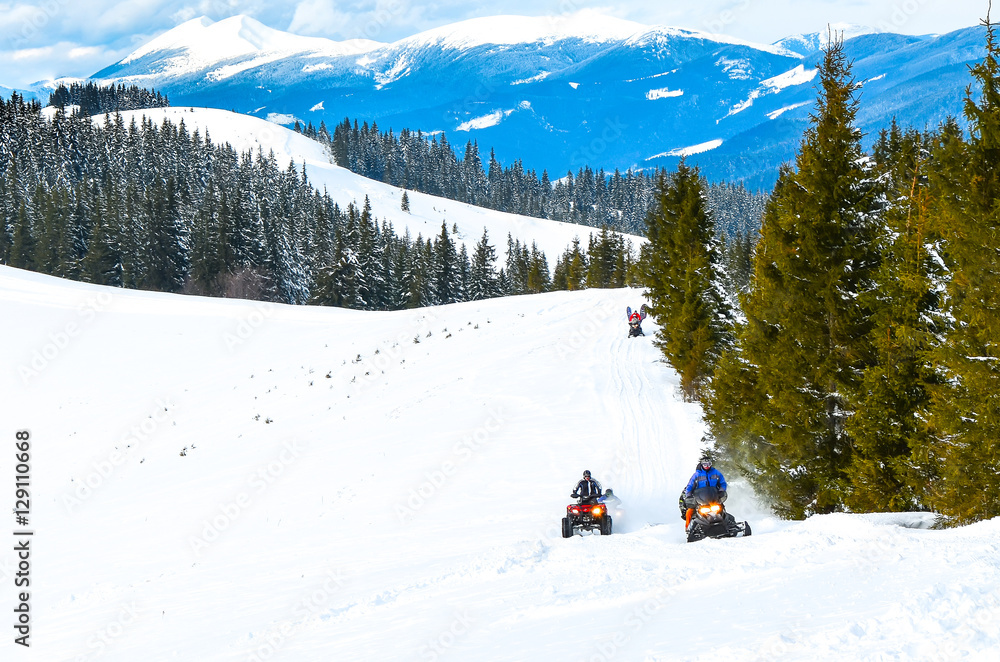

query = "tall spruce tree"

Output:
[[641, 162, 730, 401], [706, 37, 879, 517], [927, 13, 1000, 523], [432, 221, 460, 304], [10, 201, 35, 271], [844, 125, 941, 512], [141, 178, 188, 292], [468, 228, 499, 301], [564, 237, 587, 291], [188, 183, 224, 294]]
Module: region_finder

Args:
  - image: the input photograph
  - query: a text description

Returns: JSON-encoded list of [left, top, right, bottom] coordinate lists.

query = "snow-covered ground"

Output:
[[2, 265, 999, 661]]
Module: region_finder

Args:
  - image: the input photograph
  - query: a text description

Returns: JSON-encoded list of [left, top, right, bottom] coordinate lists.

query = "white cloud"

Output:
[[9, 45, 53, 61], [1, 40, 129, 86], [68, 45, 106, 59], [287, 0, 424, 42], [0, 0, 990, 89]]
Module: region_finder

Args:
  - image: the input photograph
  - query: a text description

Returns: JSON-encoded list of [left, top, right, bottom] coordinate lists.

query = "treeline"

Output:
[[0, 95, 638, 307], [641, 27, 1000, 525], [49, 82, 169, 117], [294, 117, 767, 238]]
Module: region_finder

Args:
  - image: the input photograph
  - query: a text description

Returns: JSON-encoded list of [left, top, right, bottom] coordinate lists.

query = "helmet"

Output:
[[605, 488, 614, 496], [583, 470, 591, 478], [700, 456, 713, 469]]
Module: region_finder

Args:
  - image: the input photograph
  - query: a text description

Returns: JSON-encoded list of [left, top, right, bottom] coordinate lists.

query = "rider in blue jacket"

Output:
[[684, 457, 727, 495], [680, 457, 728, 528]]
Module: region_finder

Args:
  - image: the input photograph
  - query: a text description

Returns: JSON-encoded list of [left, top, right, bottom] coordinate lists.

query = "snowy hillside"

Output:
[[94, 106, 620, 260], [2, 265, 999, 661]]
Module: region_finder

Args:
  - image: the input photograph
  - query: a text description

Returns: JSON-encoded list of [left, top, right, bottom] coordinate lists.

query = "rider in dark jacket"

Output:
[[572, 470, 602, 499]]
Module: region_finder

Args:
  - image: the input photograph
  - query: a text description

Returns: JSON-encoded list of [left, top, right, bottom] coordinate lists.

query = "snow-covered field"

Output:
[[2, 265, 999, 661]]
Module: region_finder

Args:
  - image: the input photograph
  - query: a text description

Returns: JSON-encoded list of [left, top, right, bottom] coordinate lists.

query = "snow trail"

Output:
[[2, 267, 999, 661]]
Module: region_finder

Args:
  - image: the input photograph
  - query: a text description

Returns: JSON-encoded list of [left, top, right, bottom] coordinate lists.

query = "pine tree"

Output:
[[585, 229, 610, 288], [406, 236, 434, 308], [468, 228, 499, 300], [526, 242, 550, 293], [927, 13, 1000, 523], [0, 158, 18, 265], [432, 221, 459, 304], [457, 243, 470, 302], [641, 163, 730, 400], [188, 183, 224, 294], [844, 126, 941, 512], [705, 37, 879, 517], [565, 237, 587, 290], [30, 187, 54, 275], [10, 201, 35, 270], [141, 178, 188, 293], [401, 190, 410, 213]]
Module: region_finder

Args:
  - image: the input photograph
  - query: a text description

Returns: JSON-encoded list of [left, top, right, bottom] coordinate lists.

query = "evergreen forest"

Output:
[[639, 24, 1000, 524], [0, 89, 648, 308]]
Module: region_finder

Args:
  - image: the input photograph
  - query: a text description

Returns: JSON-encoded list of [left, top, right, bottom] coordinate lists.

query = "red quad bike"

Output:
[[685, 486, 751, 543], [562, 494, 612, 537]]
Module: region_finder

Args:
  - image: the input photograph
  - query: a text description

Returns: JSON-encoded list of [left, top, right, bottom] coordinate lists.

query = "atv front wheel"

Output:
[[561, 517, 573, 538], [600, 516, 613, 536]]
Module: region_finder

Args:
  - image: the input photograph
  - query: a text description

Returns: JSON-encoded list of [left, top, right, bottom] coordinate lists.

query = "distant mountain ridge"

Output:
[[32, 13, 987, 188]]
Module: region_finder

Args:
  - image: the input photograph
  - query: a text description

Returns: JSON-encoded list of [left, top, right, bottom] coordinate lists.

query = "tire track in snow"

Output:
[[605, 297, 672, 526], [604, 296, 704, 528]]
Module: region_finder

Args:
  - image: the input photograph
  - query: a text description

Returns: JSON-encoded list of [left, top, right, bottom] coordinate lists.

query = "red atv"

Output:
[[562, 494, 613, 537]]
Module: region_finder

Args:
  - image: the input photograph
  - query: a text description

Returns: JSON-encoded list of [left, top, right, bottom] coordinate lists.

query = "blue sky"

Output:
[[0, 0, 991, 88]]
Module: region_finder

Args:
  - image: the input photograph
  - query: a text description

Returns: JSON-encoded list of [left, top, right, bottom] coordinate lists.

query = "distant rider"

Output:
[[600, 487, 622, 514], [572, 470, 603, 500], [627, 305, 646, 337], [680, 456, 728, 530]]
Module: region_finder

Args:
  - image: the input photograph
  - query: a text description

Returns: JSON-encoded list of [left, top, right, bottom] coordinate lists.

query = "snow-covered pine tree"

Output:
[[188, 181, 224, 294], [457, 243, 471, 302], [81, 182, 123, 286], [141, 177, 188, 293], [432, 221, 460, 304], [467, 228, 497, 301]]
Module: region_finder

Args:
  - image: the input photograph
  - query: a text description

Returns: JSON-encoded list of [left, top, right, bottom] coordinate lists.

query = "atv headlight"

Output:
[[592, 506, 603, 517], [710, 504, 722, 514], [698, 506, 712, 516]]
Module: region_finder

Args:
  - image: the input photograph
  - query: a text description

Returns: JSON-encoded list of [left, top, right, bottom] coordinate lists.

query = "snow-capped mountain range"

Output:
[[28, 13, 988, 187]]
